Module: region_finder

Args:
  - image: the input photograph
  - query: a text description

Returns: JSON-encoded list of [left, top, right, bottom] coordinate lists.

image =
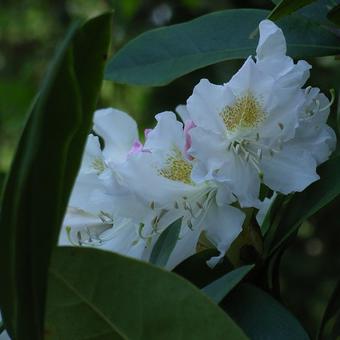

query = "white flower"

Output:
[[177, 19, 336, 208], [59, 108, 149, 260], [117, 111, 245, 268]]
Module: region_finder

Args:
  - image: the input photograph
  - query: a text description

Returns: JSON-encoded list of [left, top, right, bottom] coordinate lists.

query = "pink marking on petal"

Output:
[[128, 140, 143, 155], [184, 120, 196, 160], [144, 128, 152, 138]]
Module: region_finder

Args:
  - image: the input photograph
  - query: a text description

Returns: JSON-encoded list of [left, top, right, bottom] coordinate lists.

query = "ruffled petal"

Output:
[[144, 111, 185, 153], [260, 144, 319, 194], [93, 108, 138, 164], [80, 134, 105, 175], [256, 19, 286, 60], [204, 203, 245, 268], [186, 79, 234, 134]]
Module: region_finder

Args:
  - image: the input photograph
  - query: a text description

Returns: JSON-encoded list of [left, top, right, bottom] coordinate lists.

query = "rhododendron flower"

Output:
[[59, 108, 149, 260], [117, 111, 245, 267], [177, 19, 336, 208]]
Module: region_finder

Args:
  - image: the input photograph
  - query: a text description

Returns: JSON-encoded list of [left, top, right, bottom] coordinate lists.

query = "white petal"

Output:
[[204, 203, 245, 268], [186, 79, 234, 134], [295, 91, 336, 164], [190, 127, 227, 183], [256, 192, 277, 229], [59, 207, 111, 246], [260, 145, 319, 194], [216, 153, 261, 208], [80, 134, 105, 175], [176, 104, 190, 122], [227, 57, 275, 103], [69, 172, 114, 214], [256, 19, 286, 60], [144, 111, 185, 153], [118, 152, 196, 206], [260, 87, 303, 141], [93, 108, 138, 164], [166, 219, 203, 270], [256, 57, 311, 88]]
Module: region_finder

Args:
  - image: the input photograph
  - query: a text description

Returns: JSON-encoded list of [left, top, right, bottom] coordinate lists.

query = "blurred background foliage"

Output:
[[0, 0, 339, 336]]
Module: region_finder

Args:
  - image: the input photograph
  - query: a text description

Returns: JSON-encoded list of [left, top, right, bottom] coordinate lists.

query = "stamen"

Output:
[[305, 86, 312, 95], [158, 146, 193, 184], [320, 89, 335, 112], [220, 92, 266, 131]]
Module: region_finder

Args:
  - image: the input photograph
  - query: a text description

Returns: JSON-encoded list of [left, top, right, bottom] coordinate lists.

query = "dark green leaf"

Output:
[[268, 0, 317, 21], [223, 284, 310, 339], [202, 265, 254, 304], [173, 249, 234, 288], [259, 194, 286, 236], [105, 9, 340, 86], [318, 280, 340, 339], [45, 247, 248, 340], [327, 4, 340, 26], [0, 14, 112, 339], [337, 93, 340, 134], [268, 156, 340, 255], [298, 0, 340, 26], [149, 218, 181, 267]]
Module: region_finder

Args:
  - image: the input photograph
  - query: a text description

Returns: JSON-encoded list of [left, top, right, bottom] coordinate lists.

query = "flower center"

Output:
[[158, 146, 193, 184], [220, 92, 265, 132]]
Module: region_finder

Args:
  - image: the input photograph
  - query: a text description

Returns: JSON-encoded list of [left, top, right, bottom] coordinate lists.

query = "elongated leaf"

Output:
[[45, 247, 248, 340], [268, 0, 316, 21], [328, 4, 340, 26], [268, 156, 340, 255], [149, 218, 181, 267], [0, 14, 112, 339], [202, 265, 254, 304], [298, 0, 340, 26], [173, 249, 234, 288], [318, 279, 340, 339], [105, 9, 340, 86], [223, 284, 309, 339]]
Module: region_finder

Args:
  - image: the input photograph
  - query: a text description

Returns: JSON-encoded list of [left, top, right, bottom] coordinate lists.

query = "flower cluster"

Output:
[[59, 20, 336, 269]]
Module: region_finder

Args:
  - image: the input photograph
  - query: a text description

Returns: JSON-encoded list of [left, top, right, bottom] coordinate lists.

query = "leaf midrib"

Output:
[[49, 268, 128, 340]]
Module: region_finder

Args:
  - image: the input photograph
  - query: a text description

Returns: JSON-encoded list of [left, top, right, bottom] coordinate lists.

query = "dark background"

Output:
[[1, 0, 339, 336]]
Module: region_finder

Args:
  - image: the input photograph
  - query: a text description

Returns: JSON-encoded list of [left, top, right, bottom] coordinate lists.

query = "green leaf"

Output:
[[298, 0, 340, 26], [223, 284, 310, 339], [318, 279, 340, 339], [105, 9, 340, 86], [202, 265, 254, 304], [267, 156, 340, 255], [268, 0, 317, 21], [0, 13, 112, 339], [173, 249, 234, 288], [328, 4, 340, 27], [337, 92, 340, 134], [149, 218, 181, 267], [45, 247, 249, 340]]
